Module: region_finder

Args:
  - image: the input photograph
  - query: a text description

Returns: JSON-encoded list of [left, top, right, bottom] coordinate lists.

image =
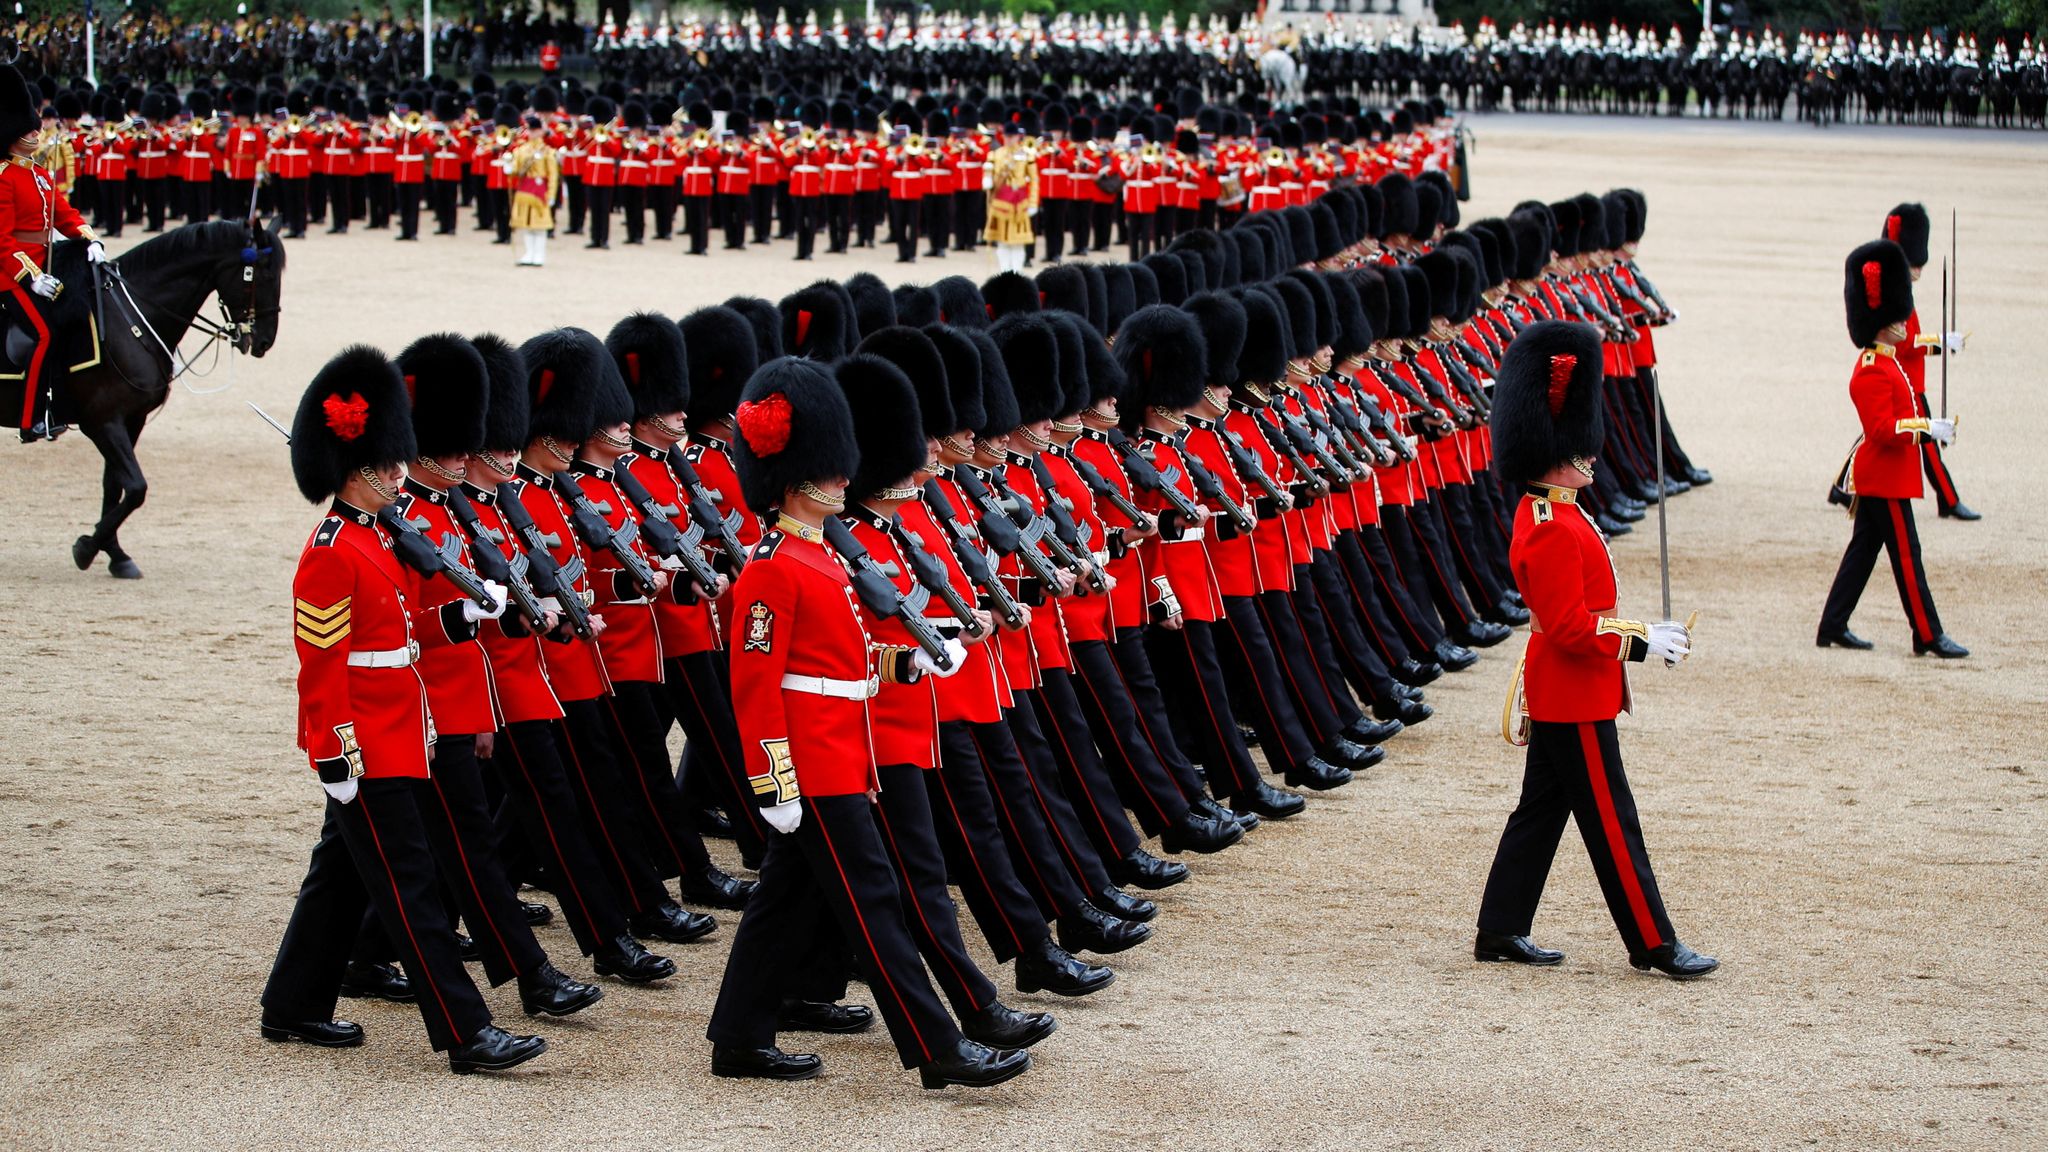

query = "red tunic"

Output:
[[511, 465, 612, 702], [846, 509, 941, 770], [1514, 487, 1645, 722], [460, 481, 564, 726], [626, 443, 721, 658], [391, 483, 501, 736], [0, 156, 89, 280], [1069, 432, 1149, 630], [1039, 449, 1112, 645], [1128, 430, 1222, 623], [900, 495, 1008, 724], [567, 461, 664, 684], [1848, 345, 1927, 500]]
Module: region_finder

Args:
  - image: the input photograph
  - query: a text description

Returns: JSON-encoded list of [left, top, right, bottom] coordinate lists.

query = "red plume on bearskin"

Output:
[[291, 344, 415, 503], [605, 311, 691, 421], [731, 357, 858, 515], [1490, 320, 1604, 486], [1845, 239, 1914, 348], [1879, 202, 1930, 266], [519, 327, 614, 446], [778, 282, 851, 361], [396, 333, 490, 458]]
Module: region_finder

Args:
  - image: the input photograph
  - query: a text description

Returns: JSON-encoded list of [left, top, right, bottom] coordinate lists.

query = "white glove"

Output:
[[1927, 418, 1957, 448], [86, 241, 109, 264], [322, 778, 359, 805], [1942, 330, 1966, 356], [761, 799, 802, 834], [463, 581, 509, 622], [913, 637, 970, 679], [29, 273, 60, 299], [1646, 620, 1691, 664]]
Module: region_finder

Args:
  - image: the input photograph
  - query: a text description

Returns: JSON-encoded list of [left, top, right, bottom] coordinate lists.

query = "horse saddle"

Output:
[[0, 244, 103, 384]]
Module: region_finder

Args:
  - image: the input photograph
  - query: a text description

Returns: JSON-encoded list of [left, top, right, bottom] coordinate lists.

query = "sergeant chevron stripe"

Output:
[[294, 597, 352, 648]]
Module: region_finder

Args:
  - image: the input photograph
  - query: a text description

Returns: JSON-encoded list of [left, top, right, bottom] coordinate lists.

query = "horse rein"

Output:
[[94, 238, 277, 396]]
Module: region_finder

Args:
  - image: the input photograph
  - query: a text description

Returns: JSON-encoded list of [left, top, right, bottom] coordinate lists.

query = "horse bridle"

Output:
[[189, 234, 282, 355]]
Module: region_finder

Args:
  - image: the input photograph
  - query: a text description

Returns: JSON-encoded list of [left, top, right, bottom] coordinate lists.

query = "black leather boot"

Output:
[[962, 1001, 1058, 1049], [1014, 937, 1114, 996], [518, 961, 604, 1017]]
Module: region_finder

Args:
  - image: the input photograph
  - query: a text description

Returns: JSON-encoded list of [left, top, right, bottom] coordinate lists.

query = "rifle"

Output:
[[1065, 450, 1154, 535], [663, 449, 751, 572], [446, 486, 549, 631], [890, 518, 990, 640], [1175, 437, 1259, 534], [1027, 456, 1109, 593], [1434, 347, 1494, 419], [1292, 398, 1369, 480], [378, 504, 498, 611], [614, 465, 722, 598], [1251, 406, 1331, 498], [821, 515, 955, 670], [557, 474, 661, 598], [1350, 385, 1418, 462], [495, 482, 595, 640], [1217, 422, 1288, 505], [1626, 260, 1676, 319], [953, 465, 1064, 590], [988, 467, 1093, 584], [922, 480, 1026, 630], [1109, 429, 1207, 532]]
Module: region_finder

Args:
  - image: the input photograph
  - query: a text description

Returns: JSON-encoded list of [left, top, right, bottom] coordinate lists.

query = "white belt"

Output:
[[781, 673, 879, 700], [1166, 525, 1206, 544], [348, 641, 421, 668]]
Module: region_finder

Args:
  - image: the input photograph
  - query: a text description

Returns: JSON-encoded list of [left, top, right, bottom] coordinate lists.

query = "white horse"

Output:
[[1261, 47, 1306, 108]]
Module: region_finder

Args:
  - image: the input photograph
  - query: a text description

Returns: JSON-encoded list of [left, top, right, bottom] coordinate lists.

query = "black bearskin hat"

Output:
[[923, 326, 984, 434], [837, 354, 928, 503], [1280, 207, 1317, 269], [1309, 200, 1343, 262], [1042, 312, 1091, 417], [1101, 265, 1138, 333], [1077, 321, 1125, 406], [722, 295, 785, 366], [1036, 264, 1089, 317], [291, 345, 416, 503], [1396, 266, 1433, 338], [732, 357, 859, 514], [930, 275, 990, 329], [1081, 264, 1110, 332], [519, 327, 617, 445], [779, 282, 851, 362], [1416, 251, 1460, 320], [857, 326, 953, 440], [1283, 269, 1337, 351], [1881, 203, 1931, 268], [894, 284, 939, 328], [1173, 250, 1209, 297], [1614, 188, 1648, 244], [968, 329, 1020, 438], [1268, 275, 1318, 360], [1491, 321, 1605, 485], [1418, 171, 1459, 229], [845, 271, 899, 339], [1507, 212, 1549, 279], [990, 313, 1061, 425], [1113, 305, 1207, 430], [1573, 193, 1607, 253], [1379, 264, 1413, 340], [1237, 287, 1291, 382], [396, 333, 489, 459], [1229, 227, 1267, 285], [1379, 173, 1418, 238], [982, 271, 1041, 320], [1126, 260, 1161, 309], [682, 305, 759, 428], [471, 334, 530, 453], [1846, 240, 1914, 349], [1350, 268, 1390, 343], [1444, 247, 1481, 324], [0, 66, 38, 144], [1413, 181, 1444, 241], [1324, 272, 1373, 362], [1141, 252, 1189, 307], [606, 311, 691, 421], [1548, 199, 1582, 259], [1182, 291, 1247, 389]]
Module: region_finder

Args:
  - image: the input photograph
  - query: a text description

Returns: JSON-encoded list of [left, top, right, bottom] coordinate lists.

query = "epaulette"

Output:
[[1531, 496, 1553, 524], [683, 443, 707, 464], [311, 515, 345, 547], [1860, 349, 1876, 367], [751, 530, 785, 561]]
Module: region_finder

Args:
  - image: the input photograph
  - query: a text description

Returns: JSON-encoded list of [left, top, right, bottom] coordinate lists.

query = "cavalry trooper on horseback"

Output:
[[1, 64, 107, 443]]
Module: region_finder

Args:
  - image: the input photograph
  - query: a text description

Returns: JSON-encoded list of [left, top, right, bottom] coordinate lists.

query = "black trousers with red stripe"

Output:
[[1439, 482, 1511, 612], [1145, 619, 1266, 801], [947, 718, 1099, 922], [926, 727, 1053, 963], [1477, 719, 1676, 958], [599, 681, 720, 888], [1355, 522, 1446, 653], [1385, 501, 1479, 634], [709, 793, 963, 1070], [1331, 530, 1416, 670], [874, 763, 999, 1016], [556, 697, 678, 916], [263, 778, 492, 1051], [1912, 393, 1964, 512], [494, 718, 634, 954], [1218, 595, 1324, 773], [1068, 638, 1196, 835], [1297, 557, 1392, 711], [1108, 628, 1210, 802], [1022, 672, 1144, 863], [662, 651, 769, 867], [1820, 495, 1947, 645], [354, 735, 548, 987]]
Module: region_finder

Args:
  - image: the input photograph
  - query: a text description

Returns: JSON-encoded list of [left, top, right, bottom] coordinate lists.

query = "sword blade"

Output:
[[1653, 369, 1671, 622], [247, 401, 291, 441]]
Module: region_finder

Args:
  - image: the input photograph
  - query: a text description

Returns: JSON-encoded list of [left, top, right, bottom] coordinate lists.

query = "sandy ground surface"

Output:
[[2, 114, 2045, 1150]]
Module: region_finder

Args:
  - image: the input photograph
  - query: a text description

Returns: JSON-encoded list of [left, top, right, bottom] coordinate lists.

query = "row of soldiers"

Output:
[[33, 74, 1463, 269], [265, 173, 1707, 1082]]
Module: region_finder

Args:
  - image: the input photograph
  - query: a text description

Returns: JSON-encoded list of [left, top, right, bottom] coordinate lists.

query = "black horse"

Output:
[[53, 219, 285, 578]]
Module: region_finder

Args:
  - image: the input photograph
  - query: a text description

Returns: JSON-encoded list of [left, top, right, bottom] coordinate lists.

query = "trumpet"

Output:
[[691, 128, 710, 147], [799, 126, 817, 146]]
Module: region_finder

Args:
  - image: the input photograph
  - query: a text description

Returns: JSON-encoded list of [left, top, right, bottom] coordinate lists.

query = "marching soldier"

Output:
[[1880, 203, 1977, 520], [704, 355, 1031, 1089], [1474, 320, 1715, 979], [1818, 240, 1968, 657], [260, 344, 549, 1072]]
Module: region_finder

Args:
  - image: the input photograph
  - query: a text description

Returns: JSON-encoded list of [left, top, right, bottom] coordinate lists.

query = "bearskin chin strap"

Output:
[[649, 414, 688, 441], [797, 480, 846, 510], [1050, 419, 1084, 435], [593, 427, 632, 451], [475, 451, 518, 480], [360, 466, 401, 503], [1016, 425, 1053, 450], [877, 484, 922, 502], [1083, 404, 1117, 425], [1150, 406, 1189, 430], [540, 436, 575, 466], [940, 433, 976, 460], [414, 456, 465, 484], [1569, 455, 1596, 480]]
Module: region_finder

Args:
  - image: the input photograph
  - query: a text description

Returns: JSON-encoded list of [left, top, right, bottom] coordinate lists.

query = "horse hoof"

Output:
[[72, 536, 97, 571], [109, 559, 142, 580]]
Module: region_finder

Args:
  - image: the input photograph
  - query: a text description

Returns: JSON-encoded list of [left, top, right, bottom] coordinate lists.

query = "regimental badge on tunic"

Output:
[[333, 721, 367, 779], [743, 600, 775, 653]]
